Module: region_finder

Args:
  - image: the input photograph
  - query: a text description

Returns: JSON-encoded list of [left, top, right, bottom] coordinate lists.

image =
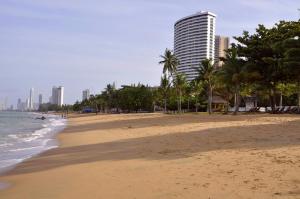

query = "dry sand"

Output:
[[0, 113, 300, 199]]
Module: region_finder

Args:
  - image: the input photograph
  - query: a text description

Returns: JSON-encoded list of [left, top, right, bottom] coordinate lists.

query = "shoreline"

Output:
[[0, 113, 300, 198], [0, 113, 67, 178]]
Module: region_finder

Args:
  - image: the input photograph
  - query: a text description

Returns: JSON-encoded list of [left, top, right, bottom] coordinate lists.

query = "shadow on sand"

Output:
[[4, 117, 300, 176]]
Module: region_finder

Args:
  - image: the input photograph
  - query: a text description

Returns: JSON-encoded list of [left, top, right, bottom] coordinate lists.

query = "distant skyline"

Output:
[[0, 0, 299, 106]]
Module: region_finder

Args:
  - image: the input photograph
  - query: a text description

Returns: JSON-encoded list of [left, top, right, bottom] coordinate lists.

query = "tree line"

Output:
[[158, 20, 300, 114], [48, 20, 299, 114]]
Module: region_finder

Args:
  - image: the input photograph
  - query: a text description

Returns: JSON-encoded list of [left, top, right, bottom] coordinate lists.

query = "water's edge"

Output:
[[0, 113, 67, 190]]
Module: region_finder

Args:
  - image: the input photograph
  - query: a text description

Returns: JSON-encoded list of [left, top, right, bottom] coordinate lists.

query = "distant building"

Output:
[[57, 87, 64, 106], [26, 98, 30, 110], [39, 94, 43, 105], [51, 86, 64, 106], [17, 98, 22, 110], [82, 89, 90, 101], [174, 11, 216, 81], [29, 88, 34, 110], [215, 35, 230, 67], [21, 102, 27, 111], [51, 87, 58, 105], [3, 97, 8, 110]]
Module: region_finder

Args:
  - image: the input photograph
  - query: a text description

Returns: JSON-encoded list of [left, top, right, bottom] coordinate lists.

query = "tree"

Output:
[[159, 49, 179, 77], [276, 83, 297, 107], [173, 73, 187, 113], [102, 83, 117, 112], [159, 74, 170, 113], [282, 36, 300, 110], [235, 21, 299, 113], [196, 59, 216, 114], [219, 45, 246, 115], [189, 80, 204, 112]]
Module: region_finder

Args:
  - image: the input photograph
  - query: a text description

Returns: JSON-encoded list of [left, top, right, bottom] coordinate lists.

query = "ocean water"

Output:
[[0, 111, 66, 173]]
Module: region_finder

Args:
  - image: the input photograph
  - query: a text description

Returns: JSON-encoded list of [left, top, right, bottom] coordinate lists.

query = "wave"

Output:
[[0, 113, 66, 174]]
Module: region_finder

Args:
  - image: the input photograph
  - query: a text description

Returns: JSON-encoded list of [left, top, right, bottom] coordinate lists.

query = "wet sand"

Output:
[[0, 113, 300, 199]]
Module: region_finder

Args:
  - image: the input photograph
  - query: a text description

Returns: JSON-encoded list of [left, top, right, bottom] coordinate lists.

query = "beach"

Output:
[[0, 113, 300, 198]]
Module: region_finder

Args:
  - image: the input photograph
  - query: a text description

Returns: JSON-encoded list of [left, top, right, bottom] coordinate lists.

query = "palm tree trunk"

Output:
[[280, 92, 283, 108], [177, 92, 180, 113], [233, 85, 240, 115], [208, 85, 212, 115], [297, 82, 300, 112], [269, 87, 276, 114], [164, 98, 167, 113], [179, 90, 182, 113]]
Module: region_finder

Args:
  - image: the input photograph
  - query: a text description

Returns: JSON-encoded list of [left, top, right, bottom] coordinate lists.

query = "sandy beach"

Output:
[[0, 113, 300, 199]]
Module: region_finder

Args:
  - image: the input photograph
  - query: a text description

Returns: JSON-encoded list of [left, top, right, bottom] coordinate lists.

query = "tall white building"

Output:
[[51, 86, 64, 106], [82, 89, 90, 101], [174, 11, 216, 81], [57, 86, 64, 106], [29, 88, 34, 110]]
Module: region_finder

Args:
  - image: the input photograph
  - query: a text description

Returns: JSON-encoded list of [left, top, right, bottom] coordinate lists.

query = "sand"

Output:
[[0, 113, 300, 199]]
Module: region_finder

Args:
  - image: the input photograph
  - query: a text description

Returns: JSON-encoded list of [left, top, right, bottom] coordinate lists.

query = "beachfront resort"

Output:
[[0, 2, 300, 199]]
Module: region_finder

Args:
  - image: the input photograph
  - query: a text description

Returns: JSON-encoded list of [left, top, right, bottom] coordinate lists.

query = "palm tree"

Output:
[[159, 49, 179, 77], [189, 80, 204, 112], [196, 59, 216, 114], [173, 73, 187, 113], [219, 46, 245, 115], [159, 74, 170, 113], [103, 83, 117, 112]]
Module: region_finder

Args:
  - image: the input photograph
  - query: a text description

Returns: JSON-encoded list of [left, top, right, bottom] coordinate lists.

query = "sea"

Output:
[[0, 111, 66, 173]]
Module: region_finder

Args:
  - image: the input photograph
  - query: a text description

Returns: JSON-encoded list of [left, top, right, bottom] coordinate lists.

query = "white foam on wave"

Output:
[[0, 114, 66, 173], [7, 134, 19, 139], [0, 143, 13, 148], [8, 146, 43, 152], [0, 158, 26, 169]]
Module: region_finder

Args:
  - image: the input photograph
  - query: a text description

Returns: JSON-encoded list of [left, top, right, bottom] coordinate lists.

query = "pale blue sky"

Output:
[[0, 0, 299, 106]]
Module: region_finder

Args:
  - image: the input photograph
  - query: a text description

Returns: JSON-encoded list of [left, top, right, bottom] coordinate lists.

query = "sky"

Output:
[[0, 0, 299, 106]]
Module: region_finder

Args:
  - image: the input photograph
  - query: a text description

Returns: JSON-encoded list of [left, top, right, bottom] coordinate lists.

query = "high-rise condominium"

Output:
[[57, 87, 64, 106], [174, 11, 216, 81], [52, 87, 58, 105], [39, 94, 43, 105], [17, 98, 22, 110], [51, 86, 64, 106], [215, 35, 230, 67], [29, 88, 34, 110], [26, 98, 30, 110], [82, 89, 90, 101]]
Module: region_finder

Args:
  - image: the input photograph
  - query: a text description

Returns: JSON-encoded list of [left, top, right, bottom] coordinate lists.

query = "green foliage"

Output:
[[196, 59, 216, 114], [234, 20, 300, 112], [173, 73, 187, 112], [159, 49, 179, 77], [72, 20, 300, 114]]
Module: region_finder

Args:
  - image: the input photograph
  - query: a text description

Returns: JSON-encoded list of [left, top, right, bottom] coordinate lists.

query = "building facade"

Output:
[[82, 89, 90, 101], [39, 94, 43, 105], [51, 86, 64, 106], [215, 35, 230, 67], [57, 86, 64, 106], [29, 88, 34, 110], [174, 11, 216, 81]]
